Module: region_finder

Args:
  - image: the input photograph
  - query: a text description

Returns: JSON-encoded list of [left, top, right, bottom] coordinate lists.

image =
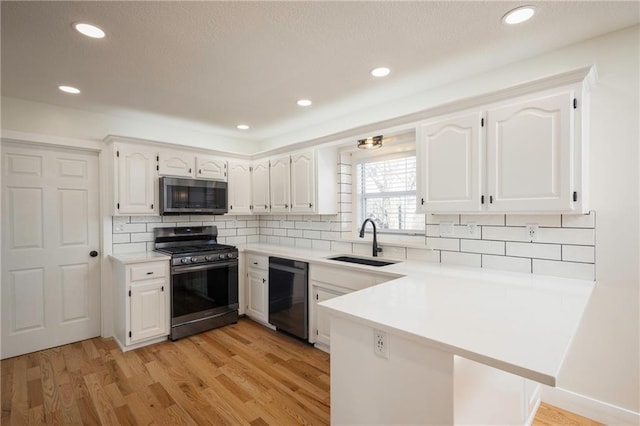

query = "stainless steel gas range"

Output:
[[154, 226, 238, 340]]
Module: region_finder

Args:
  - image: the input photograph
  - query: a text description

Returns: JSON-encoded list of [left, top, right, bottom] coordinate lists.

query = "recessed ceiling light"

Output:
[[58, 85, 81, 94], [297, 99, 312, 107], [73, 23, 106, 39], [371, 67, 391, 77], [237, 124, 250, 130], [502, 6, 535, 25]]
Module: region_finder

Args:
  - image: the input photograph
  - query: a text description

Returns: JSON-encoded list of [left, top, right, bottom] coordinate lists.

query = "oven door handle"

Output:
[[172, 260, 238, 275]]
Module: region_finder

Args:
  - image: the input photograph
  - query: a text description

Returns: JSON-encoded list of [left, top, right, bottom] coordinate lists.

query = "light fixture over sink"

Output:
[[357, 135, 383, 149]]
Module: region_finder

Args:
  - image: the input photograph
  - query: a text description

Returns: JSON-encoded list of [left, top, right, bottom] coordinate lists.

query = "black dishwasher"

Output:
[[268, 257, 308, 340]]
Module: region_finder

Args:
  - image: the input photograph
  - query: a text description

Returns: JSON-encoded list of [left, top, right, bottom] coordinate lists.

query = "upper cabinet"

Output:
[[196, 155, 227, 181], [228, 161, 252, 214], [251, 159, 270, 213], [158, 150, 227, 181], [417, 81, 590, 214], [269, 155, 291, 213], [114, 144, 158, 215], [290, 151, 315, 213]]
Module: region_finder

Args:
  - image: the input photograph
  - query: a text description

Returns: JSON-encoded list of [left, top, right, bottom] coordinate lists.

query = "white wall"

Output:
[[0, 97, 258, 155], [0, 24, 637, 416]]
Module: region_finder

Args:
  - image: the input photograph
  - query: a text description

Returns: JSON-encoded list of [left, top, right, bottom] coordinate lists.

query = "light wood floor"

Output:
[[1, 318, 601, 425]]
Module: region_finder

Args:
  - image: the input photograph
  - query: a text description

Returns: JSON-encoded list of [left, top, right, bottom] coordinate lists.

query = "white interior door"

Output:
[[2, 144, 101, 359]]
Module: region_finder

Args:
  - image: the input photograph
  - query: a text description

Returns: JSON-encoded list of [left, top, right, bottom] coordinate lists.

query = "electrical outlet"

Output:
[[373, 329, 390, 359], [526, 224, 538, 242], [466, 223, 478, 237], [439, 222, 454, 237]]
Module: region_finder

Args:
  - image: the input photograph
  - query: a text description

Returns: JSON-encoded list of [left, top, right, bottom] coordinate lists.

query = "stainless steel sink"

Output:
[[328, 255, 398, 267]]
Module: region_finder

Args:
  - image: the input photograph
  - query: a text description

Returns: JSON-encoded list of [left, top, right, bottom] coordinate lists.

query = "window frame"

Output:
[[351, 144, 425, 237]]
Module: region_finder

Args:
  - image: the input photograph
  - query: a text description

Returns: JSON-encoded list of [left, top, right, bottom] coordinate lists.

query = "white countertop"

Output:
[[239, 243, 594, 386], [109, 251, 171, 264]]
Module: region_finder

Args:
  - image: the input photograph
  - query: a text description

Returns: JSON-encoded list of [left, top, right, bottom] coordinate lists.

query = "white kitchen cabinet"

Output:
[[245, 253, 269, 325], [416, 83, 589, 214], [228, 161, 252, 214], [114, 144, 158, 215], [111, 258, 170, 351], [251, 160, 270, 213], [269, 155, 291, 213], [416, 112, 483, 213], [486, 90, 577, 212], [158, 150, 194, 178], [309, 263, 399, 351], [196, 155, 227, 181], [290, 151, 316, 213], [314, 286, 346, 348]]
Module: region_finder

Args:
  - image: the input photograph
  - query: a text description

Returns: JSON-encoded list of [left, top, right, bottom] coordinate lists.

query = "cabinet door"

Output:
[[228, 162, 252, 214], [247, 269, 268, 323], [315, 287, 345, 347], [290, 151, 315, 213], [116, 145, 157, 215], [486, 91, 573, 212], [196, 156, 227, 181], [129, 279, 167, 343], [416, 112, 483, 213], [270, 155, 291, 213], [251, 160, 270, 213], [158, 150, 194, 177]]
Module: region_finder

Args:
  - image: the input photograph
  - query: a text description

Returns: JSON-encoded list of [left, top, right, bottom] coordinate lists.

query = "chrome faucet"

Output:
[[359, 218, 382, 257]]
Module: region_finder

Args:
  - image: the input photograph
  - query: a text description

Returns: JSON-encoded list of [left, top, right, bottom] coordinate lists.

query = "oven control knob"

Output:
[[180, 258, 189, 264], [205, 255, 212, 261], [219, 253, 227, 259], [191, 257, 198, 263]]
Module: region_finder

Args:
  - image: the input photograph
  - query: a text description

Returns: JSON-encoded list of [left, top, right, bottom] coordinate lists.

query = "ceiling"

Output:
[[2, 1, 639, 145]]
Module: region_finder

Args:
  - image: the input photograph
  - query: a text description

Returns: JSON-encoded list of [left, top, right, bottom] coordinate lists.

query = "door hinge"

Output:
[[156, 155, 159, 161], [249, 166, 253, 172], [573, 98, 577, 109], [481, 195, 485, 204], [117, 203, 120, 209], [161, 286, 164, 291], [224, 172, 227, 177], [573, 191, 578, 202], [224, 163, 227, 169], [129, 331, 132, 338], [481, 118, 484, 127], [316, 330, 318, 335], [489, 195, 494, 204], [421, 198, 424, 205], [116, 150, 120, 157], [316, 294, 318, 300], [151, 204, 154, 210], [230, 205, 233, 210], [128, 289, 131, 297]]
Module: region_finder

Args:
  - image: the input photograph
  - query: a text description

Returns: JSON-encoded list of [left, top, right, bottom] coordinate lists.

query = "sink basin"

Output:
[[328, 255, 398, 267]]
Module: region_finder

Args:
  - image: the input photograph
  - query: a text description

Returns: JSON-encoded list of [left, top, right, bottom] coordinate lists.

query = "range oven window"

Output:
[[171, 261, 238, 323]]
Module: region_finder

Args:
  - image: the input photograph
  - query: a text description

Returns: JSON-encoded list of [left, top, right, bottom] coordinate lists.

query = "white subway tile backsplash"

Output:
[[260, 227, 273, 235], [303, 230, 321, 239], [218, 228, 237, 237], [113, 242, 147, 254], [426, 237, 460, 251], [321, 231, 341, 240], [130, 215, 162, 223], [482, 226, 529, 242], [426, 214, 460, 225], [448, 225, 480, 239], [562, 245, 595, 263], [287, 229, 304, 238], [352, 243, 373, 256], [294, 221, 311, 230], [146, 222, 177, 231], [113, 233, 131, 244], [425, 225, 440, 237], [482, 255, 531, 274], [203, 221, 226, 228], [266, 236, 279, 244], [378, 246, 406, 261], [533, 259, 595, 280], [114, 223, 147, 234], [282, 221, 295, 229], [406, 248, 440, 263], [562, 212, 595, 228], [281, 237, 296, 247], [295, 238, 312, 248], [506, 214, 561, 227], [441, 251, 481, 268], [130, 232, 154, 243], [227, 236, 248, 245], [238, 228, 258, 236], [461, 215, 505, 226], [537, 228, 595, 245], [273, 228, 287, 237], [460, 239, 505, 255], [312, 240, 331, 250], [247, 235, 260, 243], [506, 242, 561, 260]]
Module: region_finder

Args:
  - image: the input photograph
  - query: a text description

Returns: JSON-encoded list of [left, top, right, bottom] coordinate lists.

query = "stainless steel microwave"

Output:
[[159, 177, 228, 215]]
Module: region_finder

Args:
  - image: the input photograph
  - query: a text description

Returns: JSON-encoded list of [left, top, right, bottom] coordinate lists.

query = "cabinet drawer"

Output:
[[129, 262, 166, 281], [245, 253, 268, 270]]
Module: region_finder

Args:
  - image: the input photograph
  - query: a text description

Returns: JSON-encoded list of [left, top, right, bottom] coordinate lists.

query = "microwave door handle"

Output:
[[172, 261, 238, 274]]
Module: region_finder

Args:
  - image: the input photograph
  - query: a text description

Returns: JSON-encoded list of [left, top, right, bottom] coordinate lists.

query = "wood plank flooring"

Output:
[[1, 317, 601, 425]]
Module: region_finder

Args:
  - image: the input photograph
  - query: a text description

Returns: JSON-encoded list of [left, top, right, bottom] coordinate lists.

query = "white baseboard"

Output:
[[542, 386, 640, 425]]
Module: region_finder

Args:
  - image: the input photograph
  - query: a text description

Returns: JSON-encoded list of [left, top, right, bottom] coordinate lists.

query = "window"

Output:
[[355, 152, 424, 234]]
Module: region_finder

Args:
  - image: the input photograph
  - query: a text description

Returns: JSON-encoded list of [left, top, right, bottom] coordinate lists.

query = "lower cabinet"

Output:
[[112, 258, 170, 350], [309, 263, 400, 351], [245, 253, 270, 325]]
